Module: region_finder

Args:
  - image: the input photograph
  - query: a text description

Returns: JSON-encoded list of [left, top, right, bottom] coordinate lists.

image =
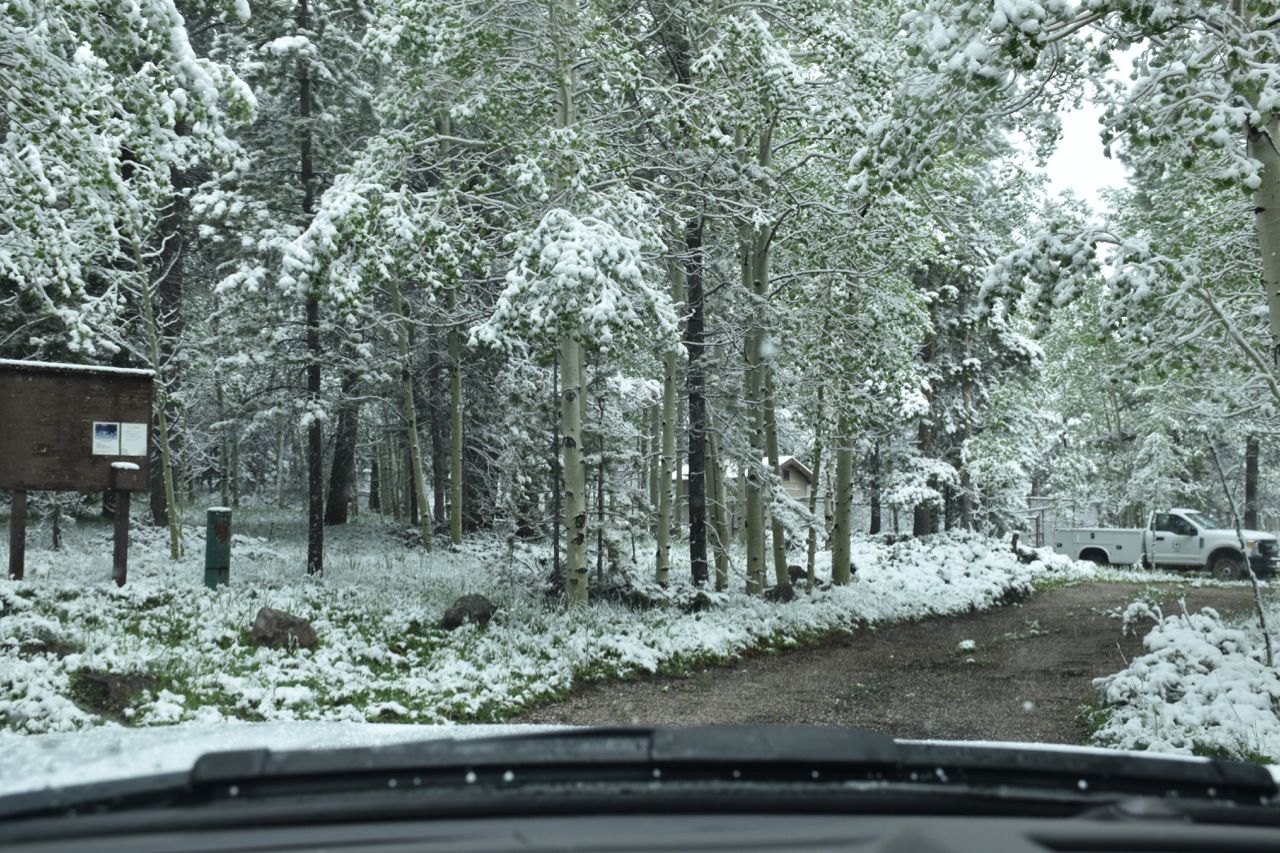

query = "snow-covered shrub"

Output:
[[1092, 603, 1280, 762]]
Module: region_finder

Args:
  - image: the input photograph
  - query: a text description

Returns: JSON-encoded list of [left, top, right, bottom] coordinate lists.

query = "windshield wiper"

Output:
[[0, 727, 1274, 829]]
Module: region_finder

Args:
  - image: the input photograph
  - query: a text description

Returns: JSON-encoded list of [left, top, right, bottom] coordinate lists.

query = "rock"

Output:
[[681, 591, 714, 613], [71, 670, 159, 719], [764, 583, 796, 603], [787, 565, 807, 584], [441, 594, 498, 630], [250, 607, 318, 650]]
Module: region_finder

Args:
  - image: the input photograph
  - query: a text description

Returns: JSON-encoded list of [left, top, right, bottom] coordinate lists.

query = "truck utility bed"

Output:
[[1053, 528, 1143, 565]]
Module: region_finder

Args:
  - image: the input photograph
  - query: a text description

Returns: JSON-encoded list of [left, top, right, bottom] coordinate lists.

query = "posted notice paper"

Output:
[[120, 422, 148, 457]]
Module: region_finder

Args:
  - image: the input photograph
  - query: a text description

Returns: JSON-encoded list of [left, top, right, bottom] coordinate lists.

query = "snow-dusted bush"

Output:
[[1092, 601, 1280, 762]]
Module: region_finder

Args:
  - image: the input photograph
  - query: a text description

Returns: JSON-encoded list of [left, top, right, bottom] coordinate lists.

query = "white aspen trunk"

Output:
[[447, 286, 464, 546], [132, 238, 181, 559], [275, 420, 286, 509], [742, 226, 767, 595], [764, 367, 787, 586], [216, 380, 230, 508], [805, 385, 824, 587], [655, 249, 685, 584], [231, 432, 240, 509], [831, 413, 854, 585], [707, 432, 731, 591], [648, 403, 661, 533], [742, 119, 777, 593], [349, 445, 359, 518], [675, 394, 686, 527], [561, 336, 588, 603], [436, 114, 464, 548], [656, 348, 677, 584], [390, 279, 433, 551], [1251, 116, 1280, 366]]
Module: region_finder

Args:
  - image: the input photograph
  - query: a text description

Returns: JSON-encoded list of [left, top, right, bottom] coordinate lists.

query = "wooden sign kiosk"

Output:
[[0, 360, 153, 585]]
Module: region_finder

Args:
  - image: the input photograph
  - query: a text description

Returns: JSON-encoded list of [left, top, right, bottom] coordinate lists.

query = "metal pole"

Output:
[[8, 489, 25, 580]]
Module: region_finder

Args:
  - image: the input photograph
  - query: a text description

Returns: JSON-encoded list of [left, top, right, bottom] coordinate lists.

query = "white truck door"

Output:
[[1151, 513, 1198, 566]]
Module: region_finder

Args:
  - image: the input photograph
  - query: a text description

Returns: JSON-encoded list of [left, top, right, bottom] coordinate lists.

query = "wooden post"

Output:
[[8, 489, 25, 580], [112, 489, 130, 587]]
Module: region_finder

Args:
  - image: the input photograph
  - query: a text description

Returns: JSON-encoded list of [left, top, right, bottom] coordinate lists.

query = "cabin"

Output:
[[672, 456, 825, 531]]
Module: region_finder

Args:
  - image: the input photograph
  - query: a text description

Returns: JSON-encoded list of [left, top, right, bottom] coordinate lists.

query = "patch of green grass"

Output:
[[994, 619, 1051, 643], [1189, 742, 1273, 766], [1078, 700, 1113, 740], [1031, 574, 1090, 592], [68, 669, 160, 723]]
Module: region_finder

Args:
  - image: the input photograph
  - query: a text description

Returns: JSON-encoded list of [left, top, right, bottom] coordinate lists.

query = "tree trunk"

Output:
[[648, 404, 660, 533], [869, 439, 882, 535], [764, 368, 787, 586], [742, 220, 769, 595], [912, 416, 933, 537], [230, 432, 240, 509], [1246, 433, 1260, 530], [130, 236, 182, 560], [742, 242, 766, 594], [51, 501, 62, 551], [148, 163, 186, 529], [300, 0, 323, 574], [707, 432, 731, 591], [550, 354, 561, 578], [324, 376, 359, 525], [596, 395, 606, 581], [959, 336, 976, 530], [349, 447, 358, 518], [831, 413, 854, 585], [427, 346, 447, 524], [369, 452, 381, 511], [275, 420, 286, 509], [390, 280, 433, 551], [656, 341, 677, 585], [447, 287, 464, 547], [216, 378, 230, 508], [805, 385, 824, 587], [1250, 116, 1280, 367], [655, 245, 685, 585], [741, 119, 776, 594], [684, 217, 708, 586], [561, 336, 588, 603], [675, 394, 686, 531]]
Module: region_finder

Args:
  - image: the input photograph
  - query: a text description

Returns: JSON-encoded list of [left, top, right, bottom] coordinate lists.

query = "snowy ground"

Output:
[[2, 509, 1090, 744], [1091, 595, 1280, 762]]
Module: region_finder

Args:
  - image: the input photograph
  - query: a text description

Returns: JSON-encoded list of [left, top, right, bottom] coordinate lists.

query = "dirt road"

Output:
[[515, 583, 1256, 743]]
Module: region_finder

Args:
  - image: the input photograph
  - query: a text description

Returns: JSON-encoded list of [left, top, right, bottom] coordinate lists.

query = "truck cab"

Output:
[[1147, 508, 1279, 580]]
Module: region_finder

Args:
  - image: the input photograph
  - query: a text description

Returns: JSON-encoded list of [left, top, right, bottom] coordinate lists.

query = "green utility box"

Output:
[[204, 507, 231, 588]]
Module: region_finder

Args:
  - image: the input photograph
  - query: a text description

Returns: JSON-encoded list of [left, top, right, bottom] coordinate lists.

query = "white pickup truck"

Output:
[[1053, 508, 1280, 580]]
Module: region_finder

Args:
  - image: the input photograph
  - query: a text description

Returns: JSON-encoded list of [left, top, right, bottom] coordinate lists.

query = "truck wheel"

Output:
[[1080, 548, 1108, 566], [1211, 555, 1244, 581]]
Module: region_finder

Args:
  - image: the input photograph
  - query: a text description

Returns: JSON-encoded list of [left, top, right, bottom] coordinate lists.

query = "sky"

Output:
[[1043, 103, 1129, 213], [1042, 45, 1138, 213]]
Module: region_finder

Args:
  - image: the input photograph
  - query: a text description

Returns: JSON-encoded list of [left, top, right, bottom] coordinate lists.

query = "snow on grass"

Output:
[[2, 511, 1087, 737], [1091, 599, 1280, 763]]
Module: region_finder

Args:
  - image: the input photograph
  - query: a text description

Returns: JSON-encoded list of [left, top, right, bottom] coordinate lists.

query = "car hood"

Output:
[[1203, 529, 1276, 542], [2, 722, 1273, 799], [0, 721, 571, 797]]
